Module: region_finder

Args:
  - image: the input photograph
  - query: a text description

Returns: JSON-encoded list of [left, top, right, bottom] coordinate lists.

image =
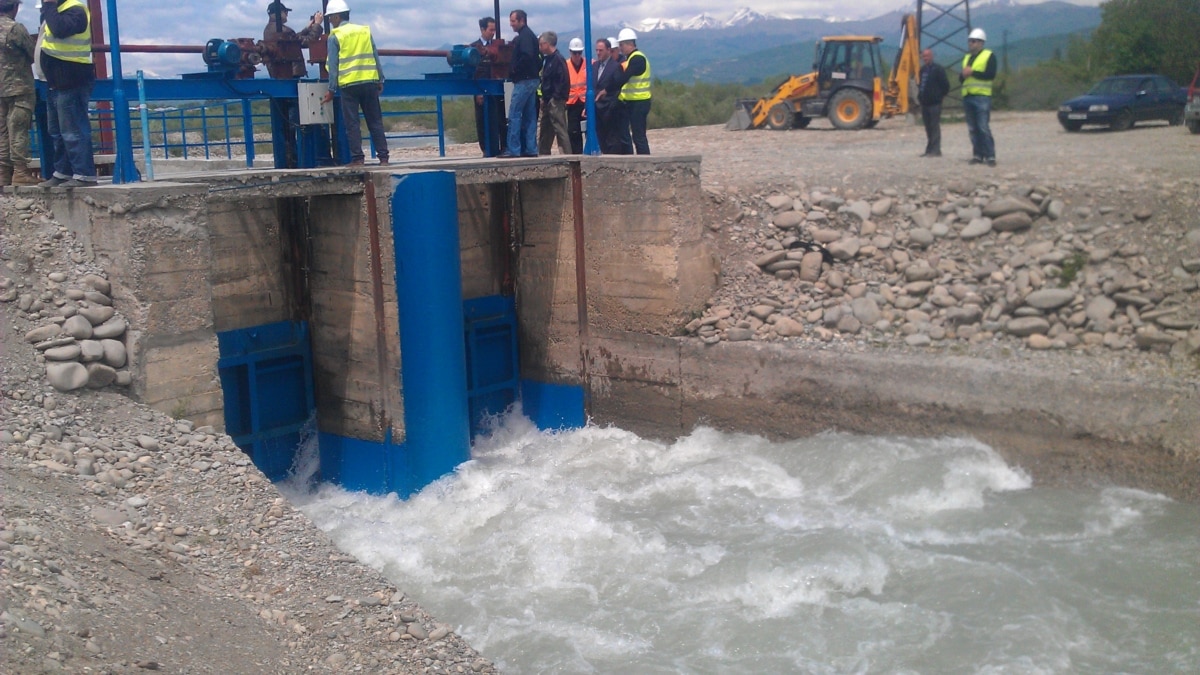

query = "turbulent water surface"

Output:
[[285, 416, 1200, 673]]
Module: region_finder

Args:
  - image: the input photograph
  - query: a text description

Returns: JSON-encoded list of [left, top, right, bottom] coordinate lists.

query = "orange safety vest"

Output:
[[567, 57, 587, 105]]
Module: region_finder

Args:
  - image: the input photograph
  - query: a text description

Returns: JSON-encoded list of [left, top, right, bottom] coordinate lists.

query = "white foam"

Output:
[[291, 414, 1200, 673]]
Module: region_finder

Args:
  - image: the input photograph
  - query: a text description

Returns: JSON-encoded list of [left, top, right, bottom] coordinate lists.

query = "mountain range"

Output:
[[392, 1, 1101, 85]]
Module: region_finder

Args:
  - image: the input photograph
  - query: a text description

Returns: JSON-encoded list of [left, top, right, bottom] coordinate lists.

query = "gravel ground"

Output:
[[2, 110, 1198, 673]]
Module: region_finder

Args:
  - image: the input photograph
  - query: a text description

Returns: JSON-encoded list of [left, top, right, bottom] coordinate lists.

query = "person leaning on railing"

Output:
[[37, 0, 97, 187]]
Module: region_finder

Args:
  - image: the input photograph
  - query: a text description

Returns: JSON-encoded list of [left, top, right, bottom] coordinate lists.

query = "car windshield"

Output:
[[1089, 78, 1140, 95]]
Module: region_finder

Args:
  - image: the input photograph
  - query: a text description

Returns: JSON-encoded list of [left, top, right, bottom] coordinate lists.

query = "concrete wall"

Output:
[[306, 185, 404, 443], [583, 329, 1200, 502], [47, 185, 224, 427]]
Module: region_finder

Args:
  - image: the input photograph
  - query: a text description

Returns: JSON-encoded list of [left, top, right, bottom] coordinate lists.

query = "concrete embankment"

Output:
[[586, 331, 1200, 502]]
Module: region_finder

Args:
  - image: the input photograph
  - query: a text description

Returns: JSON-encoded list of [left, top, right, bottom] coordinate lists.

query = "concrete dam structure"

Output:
[[36, 155, 1200, 501]]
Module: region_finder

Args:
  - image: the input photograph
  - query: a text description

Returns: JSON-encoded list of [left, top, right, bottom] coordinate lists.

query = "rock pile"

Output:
[[0, 407, 494, 673], [1, 199, 134, 394], [692, 178, 1200, 367]]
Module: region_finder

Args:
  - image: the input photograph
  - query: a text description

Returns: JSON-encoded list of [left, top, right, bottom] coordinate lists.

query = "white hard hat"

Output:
[[568, 37, 584, 52], [968, 28, 986, 42], [617, 28, 637, 43], [325, 0, 350, 14], [606, 37, 617, 49]]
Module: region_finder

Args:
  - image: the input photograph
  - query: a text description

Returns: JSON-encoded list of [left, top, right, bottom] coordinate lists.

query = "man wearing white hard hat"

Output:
[[612, 27, 650, 154], [960, 27, 996, 166], [565, 37, 586, 154], [320, 0, 389, 166]]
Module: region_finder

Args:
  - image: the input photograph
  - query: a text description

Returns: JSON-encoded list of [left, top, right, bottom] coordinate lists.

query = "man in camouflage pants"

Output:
[[0, 0, 36, 186]]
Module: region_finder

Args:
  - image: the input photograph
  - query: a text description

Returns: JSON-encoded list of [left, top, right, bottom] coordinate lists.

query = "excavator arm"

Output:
[[882, 13, 920, 117]]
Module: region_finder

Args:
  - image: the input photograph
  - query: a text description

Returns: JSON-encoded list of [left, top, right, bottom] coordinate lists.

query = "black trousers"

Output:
[[566, 102, 584, 155], [626, 98, 651, 155], [340, 83, 388, 163], [474, 95, 506, 156], [921, 103, 942, 155]]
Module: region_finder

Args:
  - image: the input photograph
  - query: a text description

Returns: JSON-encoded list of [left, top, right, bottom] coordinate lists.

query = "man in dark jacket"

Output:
[[499, 9, 539, 157], [470, 16, 504, 156], [536, 31, 570, 155], [38, 0, 97, 188], [262, 1, 323, 168], [917, 48, 950, 157], [592, 38, 623, 154]]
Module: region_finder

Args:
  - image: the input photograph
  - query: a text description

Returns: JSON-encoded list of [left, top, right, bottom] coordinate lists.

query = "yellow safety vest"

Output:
[[619, 50, 651, 102], [41, 0, 92, 65], [567, 58, 587, 105], [330, 23, 379, 87], [961, 49, 993, 97]]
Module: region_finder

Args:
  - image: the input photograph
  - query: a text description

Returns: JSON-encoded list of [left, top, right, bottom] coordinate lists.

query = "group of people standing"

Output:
[[0, 0, 98, 188], [476, 10, 652, 159], [917, 26, 997, 166]]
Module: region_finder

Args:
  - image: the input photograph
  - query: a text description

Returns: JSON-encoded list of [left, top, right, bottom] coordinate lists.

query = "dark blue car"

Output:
[[1057, 74, 1187, 131]]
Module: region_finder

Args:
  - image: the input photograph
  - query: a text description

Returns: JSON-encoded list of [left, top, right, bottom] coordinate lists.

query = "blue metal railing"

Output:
[[32, 94, 452, 171]]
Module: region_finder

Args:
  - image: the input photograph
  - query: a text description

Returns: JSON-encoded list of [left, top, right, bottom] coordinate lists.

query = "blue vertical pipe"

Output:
[[391, 171, 470, 495], [582, 0, 599, 154], [105, 0, 137, 183]]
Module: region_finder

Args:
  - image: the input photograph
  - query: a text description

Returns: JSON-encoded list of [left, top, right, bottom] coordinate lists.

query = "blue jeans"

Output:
[[506, 78, 538, 156], [962, 94, 994, 161], [47, 84, 97, 181]]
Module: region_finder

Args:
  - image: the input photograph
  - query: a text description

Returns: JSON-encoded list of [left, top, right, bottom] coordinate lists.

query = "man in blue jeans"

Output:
[[960, 27, 996, 166], [38, 0, 97, 188], [499, 9, 539, 158]]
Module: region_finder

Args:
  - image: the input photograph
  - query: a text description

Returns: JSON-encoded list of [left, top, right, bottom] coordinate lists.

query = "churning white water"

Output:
[[283, 415, 1200, 673]]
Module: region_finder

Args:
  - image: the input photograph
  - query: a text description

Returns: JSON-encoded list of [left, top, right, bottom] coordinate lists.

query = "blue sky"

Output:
[[14, 0, 1102, 77]]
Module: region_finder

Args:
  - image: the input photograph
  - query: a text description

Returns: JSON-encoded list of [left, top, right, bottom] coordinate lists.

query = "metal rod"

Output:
[[569, 160, 591, 416], [136, 70, 153, 180]]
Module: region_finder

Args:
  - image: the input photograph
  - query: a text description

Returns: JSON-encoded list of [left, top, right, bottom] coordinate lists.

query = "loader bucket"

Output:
[[726, 98, 757, 131]]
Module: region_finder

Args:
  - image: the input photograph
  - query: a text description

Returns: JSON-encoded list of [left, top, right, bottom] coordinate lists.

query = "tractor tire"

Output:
[[1188, 118, 1200, 134], [766, 103, 793, 130], [793, 114, 811, 129], [1110, 109, 1134, 131], [828, 89, 871, 130]]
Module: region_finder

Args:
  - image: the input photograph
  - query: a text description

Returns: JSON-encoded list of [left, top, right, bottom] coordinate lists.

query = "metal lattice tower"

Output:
[[917, 0, 972, 55], [917, 0, 972, 101]]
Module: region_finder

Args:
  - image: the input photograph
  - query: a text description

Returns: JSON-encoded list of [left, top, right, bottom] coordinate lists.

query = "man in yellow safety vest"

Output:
[[37, 0, 97, 187], [320, 0, 388, 166], [613, 28, 650, 155], [960, 27, 997, 166]]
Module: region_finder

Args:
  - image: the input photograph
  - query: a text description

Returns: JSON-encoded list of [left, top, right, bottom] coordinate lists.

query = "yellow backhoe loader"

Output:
[[728, 14, 920, 131]]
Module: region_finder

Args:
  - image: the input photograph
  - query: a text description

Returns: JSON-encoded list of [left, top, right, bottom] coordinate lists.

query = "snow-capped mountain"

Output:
[[622, 7, 780, 33], [631, 17, 682, 32], [683, 13, 721, 31], [724, 7, 769, 27]]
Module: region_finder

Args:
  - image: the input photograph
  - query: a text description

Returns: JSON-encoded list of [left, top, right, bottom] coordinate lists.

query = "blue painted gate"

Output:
[[217, 321, 315, 480], [464, 295, 520, 437]]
